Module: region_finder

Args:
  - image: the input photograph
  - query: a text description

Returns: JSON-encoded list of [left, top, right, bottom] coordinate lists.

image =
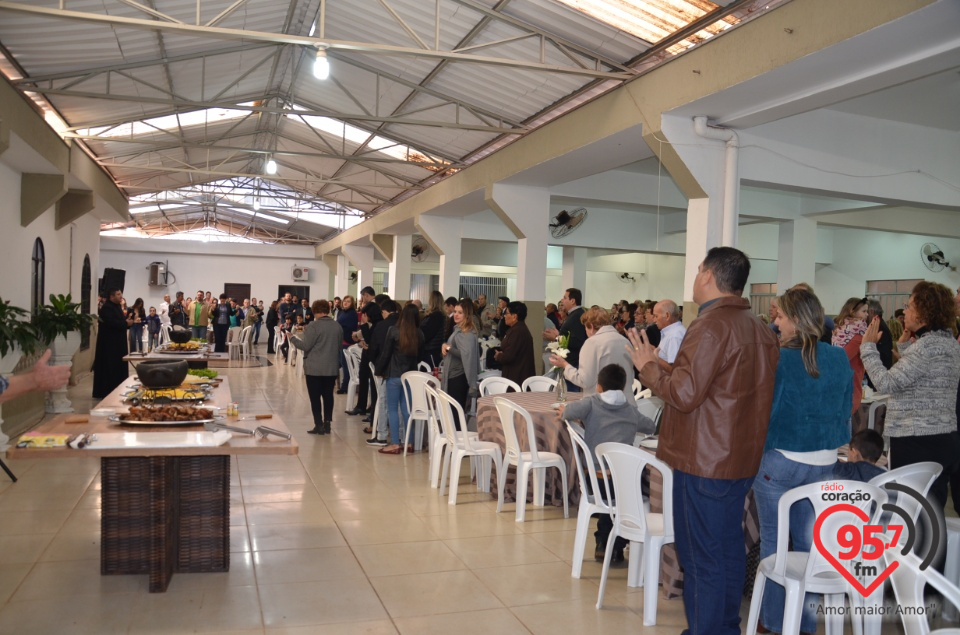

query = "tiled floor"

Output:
[[0, 354, 951, 633]]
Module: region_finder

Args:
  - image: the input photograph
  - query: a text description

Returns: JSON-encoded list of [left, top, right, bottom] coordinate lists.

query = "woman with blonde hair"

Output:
[[441, 299, 479, 430], [832, 296, 869, 416], [549, 306, 635, 405], [753, 287, 853, 634]]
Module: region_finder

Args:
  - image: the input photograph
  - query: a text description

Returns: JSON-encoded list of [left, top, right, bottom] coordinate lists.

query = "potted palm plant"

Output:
[[32, 293, 96, 413], [0, 297, 38, 375]]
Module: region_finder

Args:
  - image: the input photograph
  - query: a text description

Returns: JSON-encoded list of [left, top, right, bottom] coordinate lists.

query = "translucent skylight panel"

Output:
[[554, 0, 736, 53], [78, 104, 254, 138], [271, 209, 366, 231], [129, 203, 189, 214], [289, 108, 451, 168]]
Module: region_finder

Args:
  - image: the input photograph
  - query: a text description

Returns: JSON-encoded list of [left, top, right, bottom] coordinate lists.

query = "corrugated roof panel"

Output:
[[291, 58, 419, 126], [382, 123, 499, 161], [427, 60, 587, 123]]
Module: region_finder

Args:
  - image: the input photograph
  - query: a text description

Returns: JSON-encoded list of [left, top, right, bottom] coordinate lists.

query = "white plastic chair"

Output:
[[424, 383, 479, 489], [273, 326, 284, 361], [401, 370, 439, 457], [566, 421, 615, 579], [861, 462, 942, 635], [595, 442, 675, 625], [882, 548, 960, 635], [479, 376, 520, 397], [289, 341, 305, 377], [634, 380, 650, 400], [745, 481, 887, 635], [344, 345, 362, 412], [521, 376, 557, 392], [158, 324, 171, 346], [430, 385, 502, 506], [228, 325, 253, 363], [369, 362, 382, 439], [417, 361, 431, 373], [494, 398, 568, 522]]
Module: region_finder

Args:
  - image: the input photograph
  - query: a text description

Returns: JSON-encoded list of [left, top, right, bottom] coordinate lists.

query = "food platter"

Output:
[[121, 385, 211, 405], [155, 342, 206, 354], [109, 415, 225, 427], [110, 405, 221, 426]]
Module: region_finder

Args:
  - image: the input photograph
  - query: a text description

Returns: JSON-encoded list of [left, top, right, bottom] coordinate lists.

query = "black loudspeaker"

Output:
[[100, 268, 126, 295]]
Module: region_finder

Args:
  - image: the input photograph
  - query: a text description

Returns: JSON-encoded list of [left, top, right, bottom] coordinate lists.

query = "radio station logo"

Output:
[[813, 480, 943, 598]]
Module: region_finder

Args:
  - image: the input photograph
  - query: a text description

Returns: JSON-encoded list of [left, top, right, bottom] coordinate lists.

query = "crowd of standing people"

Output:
[[80, 265, 959, 635]]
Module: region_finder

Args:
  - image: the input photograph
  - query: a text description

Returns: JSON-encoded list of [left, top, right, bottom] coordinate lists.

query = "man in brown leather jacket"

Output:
[[627, 247, 779, 635]]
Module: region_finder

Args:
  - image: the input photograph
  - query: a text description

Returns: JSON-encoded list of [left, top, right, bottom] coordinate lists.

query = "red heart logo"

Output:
[[813, 503, 898, 597]]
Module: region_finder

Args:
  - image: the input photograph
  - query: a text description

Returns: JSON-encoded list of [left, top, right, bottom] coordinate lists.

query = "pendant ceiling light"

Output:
[[313, 48, 330, 80]]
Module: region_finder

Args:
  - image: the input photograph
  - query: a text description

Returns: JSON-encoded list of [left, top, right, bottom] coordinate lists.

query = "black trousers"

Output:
[[305, 375, 337, 427], [356, 356, 374, 411], [447, 373, 469, 431], [213, 323, 229, 353], [889, 431, 960, 510]]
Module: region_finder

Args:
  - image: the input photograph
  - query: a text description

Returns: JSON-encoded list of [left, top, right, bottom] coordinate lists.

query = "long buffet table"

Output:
[[5, 377, 298, 592]]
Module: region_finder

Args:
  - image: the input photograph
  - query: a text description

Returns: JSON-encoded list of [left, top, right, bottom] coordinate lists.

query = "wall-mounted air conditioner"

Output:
[[292, 265, 310, 282]]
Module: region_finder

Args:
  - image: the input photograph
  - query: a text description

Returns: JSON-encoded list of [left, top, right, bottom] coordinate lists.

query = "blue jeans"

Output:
[[129, 324, 143, 352], [253, 321, 261, 343], [752, 450, 835, 634], [674, 470, 753, 635], [385, 376, 410, 445], [191, 325, 207, 340], [339, 344, 351, 388]]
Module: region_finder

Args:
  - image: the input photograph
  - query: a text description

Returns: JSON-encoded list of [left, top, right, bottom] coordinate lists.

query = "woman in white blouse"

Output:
[[549, 307, 635, 407]]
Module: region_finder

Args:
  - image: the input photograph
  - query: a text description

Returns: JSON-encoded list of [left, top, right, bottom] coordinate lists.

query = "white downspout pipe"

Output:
[[693, 116, 739, 247]]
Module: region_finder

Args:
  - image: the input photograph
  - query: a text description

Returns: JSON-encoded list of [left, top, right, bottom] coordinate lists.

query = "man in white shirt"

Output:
[[654, 299, 686, 364], [158, 294, 171, 328]]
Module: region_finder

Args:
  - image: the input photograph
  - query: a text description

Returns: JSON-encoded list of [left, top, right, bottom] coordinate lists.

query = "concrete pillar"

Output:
[[342, 244, 374, 297], [311, 258, 332, 301], [486, 183, 552, 375], [333, 254, 350, 298], [389, 234, 412, 301], [682, 197, 723, 322], [485, 183, 549, 303], [416, 215, 462, 299], [777, 217, 817, 292], [561, 247, 588, 297]]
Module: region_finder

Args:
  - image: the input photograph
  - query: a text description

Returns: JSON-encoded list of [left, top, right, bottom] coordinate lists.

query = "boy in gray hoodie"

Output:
[[559, 364, 655, 563]]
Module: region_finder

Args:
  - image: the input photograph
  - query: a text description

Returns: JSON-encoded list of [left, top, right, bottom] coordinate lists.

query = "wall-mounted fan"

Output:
[[549, 207, 588, 239], [349, 271, 358, 282], [412, 239, 430, 262], [921, 243, 950, 272], [617, 272, 635, 283]]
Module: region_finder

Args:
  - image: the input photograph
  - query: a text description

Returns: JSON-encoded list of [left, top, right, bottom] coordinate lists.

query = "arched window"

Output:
[[31, 238, 45, 314], [80, 254, 92, 350]]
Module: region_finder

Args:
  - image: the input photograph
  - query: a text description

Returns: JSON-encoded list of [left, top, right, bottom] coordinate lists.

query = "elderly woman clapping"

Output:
[[549, 307, 635, 406], [861, 280, 960, 509]]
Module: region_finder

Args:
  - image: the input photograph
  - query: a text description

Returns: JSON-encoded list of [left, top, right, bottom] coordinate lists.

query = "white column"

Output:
[[389, 234, 413, 301], [416, 215, 463, 298], [342, 244, 374, 297], [333, 254, 350, 298], [777, 217, 817, 292], [561, 247, 587, 295], [485, 183, 549, 303], [310, 258, 332, 301], [682, 197, 723, 319]]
